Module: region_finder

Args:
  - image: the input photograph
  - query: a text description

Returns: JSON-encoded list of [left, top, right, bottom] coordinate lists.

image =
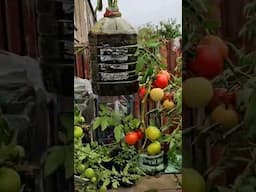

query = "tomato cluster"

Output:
[[188, 35, 228, 79], [184, 35, 240, 129], [138, 70, 175, 110], [124, 130, 144, 145]]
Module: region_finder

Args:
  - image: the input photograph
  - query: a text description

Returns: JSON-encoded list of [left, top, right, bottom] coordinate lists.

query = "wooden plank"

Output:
[[74, 0, 95, 44], [166, 40, 177, 74], [75, 54, 84, 78], [84, 49, 90, 79], [22, 0, 38, 57], [133, 94, 140, 118], [220, 0, 247, 44], [5, 0, 22, 54]]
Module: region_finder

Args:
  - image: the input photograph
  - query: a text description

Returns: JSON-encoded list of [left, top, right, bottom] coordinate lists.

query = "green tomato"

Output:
[[77, 164, 85, 172], [74, 126, 83, 138], [84, 168, 95, 179], [91, 177, 97, 183]]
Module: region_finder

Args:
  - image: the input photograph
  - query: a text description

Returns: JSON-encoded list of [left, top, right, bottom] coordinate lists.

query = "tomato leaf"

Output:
[[114, 125, 124, 142], [44, 146, 65, 177], [93, 117, 102, 130], [101, 117, 109, 131], [136, 55, 146, 72]]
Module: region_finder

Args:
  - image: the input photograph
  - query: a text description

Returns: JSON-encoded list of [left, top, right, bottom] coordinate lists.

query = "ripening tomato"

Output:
[[158, 70, 171, 81], [136, 130, 144, 140], [198, 35, 229, 59], [189, 45, 224, 79], [224, 85, 240, 107], [125, 132, 139, 145], [154, 74, 169, 89], [207, 88, 227, 110], [211, 104, 239, 129], [163, 92, 174, 101], [138, 86, 147, 99], [207, 87, 238, 110]]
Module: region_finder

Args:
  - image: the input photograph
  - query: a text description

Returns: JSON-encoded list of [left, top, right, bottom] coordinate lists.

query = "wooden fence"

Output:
[[74, 0, 96, 79], [0, 0, 38, 57]]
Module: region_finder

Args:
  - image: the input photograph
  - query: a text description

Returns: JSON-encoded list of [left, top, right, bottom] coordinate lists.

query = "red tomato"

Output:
[[189, 45, 224, 79], [198, 35, 229, 59], [158, 70, 171, 81], [154, 74, 169, 89], [224, 92, 236, 107], [125, 132, 139, 145], [163, 92, 174, 101], [207, 88, 227, 110], [138, 86, 147, 99], [208, 87, 238, 110], [136, 130, 144, 140]]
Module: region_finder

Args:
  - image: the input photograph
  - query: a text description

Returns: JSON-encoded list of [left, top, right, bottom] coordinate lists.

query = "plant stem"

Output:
[[141, 81, 153, 151], [108, 0, 112, 8], [226, 58, 252, 79], [138, 47, 162, 66]]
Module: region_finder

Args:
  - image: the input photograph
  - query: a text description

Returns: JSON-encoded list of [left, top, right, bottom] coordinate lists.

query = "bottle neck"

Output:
[[104, 7, 122, 18]]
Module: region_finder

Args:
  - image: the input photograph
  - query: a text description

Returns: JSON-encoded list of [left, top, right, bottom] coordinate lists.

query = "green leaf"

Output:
[[136, 55, 146, 72], [99, 104, 109, 115], [146, 40, 160, 48], [101, 117, 109, 131], [64, 145, 73, 179], [44, 146, 65, 177], [93, 117, 102, 130], [112, 180, 120, 189], [103, 178, 110, 187], [114, 125, 123, 142]]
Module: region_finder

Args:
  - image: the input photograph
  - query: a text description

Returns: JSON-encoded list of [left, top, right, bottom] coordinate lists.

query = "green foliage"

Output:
[[157, 19, 181, 39], [138, 19, 181, 44], [136, 19, 181, 85], [0, 116, 25, 166], [43, 113, 74, 179], [74, 139, 145, 191], [92, 105, 141, 142], [137, 23, 161, 45], [240, 1, 256, 40], [73, 105, 145, 191], [182, 1, 256, 191], [168, 128, 182, 168], [214, 161, 256, 192], [136, 37, 162, 86]]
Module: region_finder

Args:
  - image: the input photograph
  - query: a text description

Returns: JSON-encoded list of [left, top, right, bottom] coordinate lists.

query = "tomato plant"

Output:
[[74, 16, 182, 191], [0, 116, 26, 192], [183, 0, 256, 192], [74, 129, 145, 191]]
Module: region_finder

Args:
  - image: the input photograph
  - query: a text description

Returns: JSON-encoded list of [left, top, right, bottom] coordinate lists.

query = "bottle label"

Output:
[[100, 71, 130, 81], [99, 63, 129, 71], [99, 46, 129, 62]]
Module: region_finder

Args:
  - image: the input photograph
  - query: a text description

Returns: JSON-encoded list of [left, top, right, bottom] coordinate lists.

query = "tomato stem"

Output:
[[225, 58, 252, 79]]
